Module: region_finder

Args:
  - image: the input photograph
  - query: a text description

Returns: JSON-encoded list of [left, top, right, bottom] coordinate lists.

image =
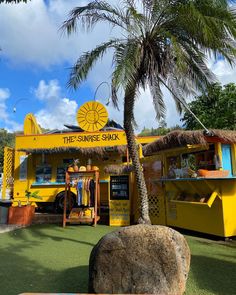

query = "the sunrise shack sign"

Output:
[[63, 132, 122, 144], [17, 102, 127, 150]]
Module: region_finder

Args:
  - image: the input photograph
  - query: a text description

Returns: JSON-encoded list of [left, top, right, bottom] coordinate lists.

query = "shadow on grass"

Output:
[[191, 255, 236, 295], [0, 243, 89, 295], [193, 238, 236, 249], [10, 224, 96, 247]]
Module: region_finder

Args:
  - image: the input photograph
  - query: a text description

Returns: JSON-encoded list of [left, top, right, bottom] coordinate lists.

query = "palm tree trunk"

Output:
[[124, 84, 151, 225]]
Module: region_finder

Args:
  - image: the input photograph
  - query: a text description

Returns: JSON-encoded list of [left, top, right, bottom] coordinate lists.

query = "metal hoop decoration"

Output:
[[93, 81, 111, 105], [13, 98, 29, 113]]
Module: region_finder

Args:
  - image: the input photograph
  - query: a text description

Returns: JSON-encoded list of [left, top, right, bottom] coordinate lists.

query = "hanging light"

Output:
[[13, 98, 29, 113], [93, 81, 111, 105]]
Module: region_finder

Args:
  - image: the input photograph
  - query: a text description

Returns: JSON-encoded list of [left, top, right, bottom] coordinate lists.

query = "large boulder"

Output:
[[89, 224, 190, 295]]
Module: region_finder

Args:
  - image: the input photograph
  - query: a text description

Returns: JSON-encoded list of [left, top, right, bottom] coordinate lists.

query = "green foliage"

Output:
[[181, 83, 236, 130], [0, 225, 235, 295], [62, 0, 236, 222], [0, 129, 15, 170], [138, 125, 182, 137], [25, 190, 42, 205], [62, 0, 236, 121]]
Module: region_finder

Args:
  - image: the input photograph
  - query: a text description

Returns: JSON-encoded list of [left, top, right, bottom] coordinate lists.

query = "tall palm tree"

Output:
[[62, 0, 236, 224]]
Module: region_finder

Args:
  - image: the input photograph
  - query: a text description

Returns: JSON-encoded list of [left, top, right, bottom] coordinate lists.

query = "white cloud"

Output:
[[211, 60, 236, 85], [1, 0, 236, 132], [0, 88, 22, 131], [0, 0, 119, 68], [0, 88, 10, 121], [35, 80, 61, 101], [34, 79, 78, 129]]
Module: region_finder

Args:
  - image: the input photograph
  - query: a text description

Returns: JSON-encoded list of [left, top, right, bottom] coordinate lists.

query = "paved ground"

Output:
[[0, 224, 24, 233]]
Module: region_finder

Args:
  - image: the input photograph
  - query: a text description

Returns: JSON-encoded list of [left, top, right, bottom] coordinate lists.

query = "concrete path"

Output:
[[0, 224, 24, 233]]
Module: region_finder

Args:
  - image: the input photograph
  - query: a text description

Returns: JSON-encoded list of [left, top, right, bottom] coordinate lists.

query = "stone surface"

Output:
[[0, 224, 24, 233], [89, 224, 191, 295]]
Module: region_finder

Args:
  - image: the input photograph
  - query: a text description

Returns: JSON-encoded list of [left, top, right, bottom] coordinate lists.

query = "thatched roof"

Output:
[[18, 145, 127, 155], [143, 129, 236, 156], [104, 164, 134, 175]]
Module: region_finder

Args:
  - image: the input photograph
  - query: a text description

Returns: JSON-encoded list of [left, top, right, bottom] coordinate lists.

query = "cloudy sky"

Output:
[[1, 0, 236, 133]]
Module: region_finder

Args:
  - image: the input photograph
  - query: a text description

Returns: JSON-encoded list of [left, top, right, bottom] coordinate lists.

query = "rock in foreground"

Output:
[[89, 224, 190, 295]]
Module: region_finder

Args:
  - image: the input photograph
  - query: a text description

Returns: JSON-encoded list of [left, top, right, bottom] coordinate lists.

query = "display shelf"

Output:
[[170, 190, 220, 208], [63, 170, 100, 227], [64, 216, 100, 224]]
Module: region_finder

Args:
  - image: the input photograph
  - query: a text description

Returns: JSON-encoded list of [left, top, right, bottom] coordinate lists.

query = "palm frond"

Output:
[[61, 1, 129, 34], [112, 40, 141, 92], [111, 81, 119, 110], [68, 39, 118, 89], [148, 77, 166, 121]]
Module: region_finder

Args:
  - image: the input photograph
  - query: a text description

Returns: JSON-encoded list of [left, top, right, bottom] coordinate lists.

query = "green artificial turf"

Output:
[[0, 224, 235, 295]]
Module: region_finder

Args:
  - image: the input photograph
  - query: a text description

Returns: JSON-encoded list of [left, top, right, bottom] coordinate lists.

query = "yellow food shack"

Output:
[[143, 130, 236, 237], [1, 101, 158, 226]]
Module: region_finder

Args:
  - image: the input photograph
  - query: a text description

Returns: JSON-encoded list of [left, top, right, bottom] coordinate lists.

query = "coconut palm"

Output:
[[62, 0, 236, 224]]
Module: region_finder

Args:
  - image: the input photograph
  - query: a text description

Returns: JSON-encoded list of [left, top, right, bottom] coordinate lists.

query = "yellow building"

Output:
[[2, 101, 158, 226], [142, 130, 236, 237]]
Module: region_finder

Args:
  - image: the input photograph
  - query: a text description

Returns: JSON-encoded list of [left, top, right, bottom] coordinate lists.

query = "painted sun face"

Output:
[[77, 101, 108, 132]]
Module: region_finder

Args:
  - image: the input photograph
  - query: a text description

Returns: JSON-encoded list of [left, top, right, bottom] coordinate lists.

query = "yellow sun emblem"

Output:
[[77, 101, 108, 132]]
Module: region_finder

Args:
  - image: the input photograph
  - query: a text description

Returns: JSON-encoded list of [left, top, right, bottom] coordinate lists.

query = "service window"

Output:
[[35, 165, 52, 183], [56, 167, 66, 183]]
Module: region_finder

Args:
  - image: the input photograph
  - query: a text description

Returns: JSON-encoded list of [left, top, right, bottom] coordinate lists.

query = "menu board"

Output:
[[109, 200, 130, 226]]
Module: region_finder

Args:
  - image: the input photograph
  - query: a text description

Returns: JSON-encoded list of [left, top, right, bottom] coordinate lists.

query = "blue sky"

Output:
[[1, 0, 236, 133]]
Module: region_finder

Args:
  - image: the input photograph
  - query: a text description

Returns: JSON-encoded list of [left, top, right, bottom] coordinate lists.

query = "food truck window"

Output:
[[167, 156, 180, 178], [63, 159, 73, 166], [195, 144, 216, 170], [56, 167, 66, 183], [35, 165, 52, 183]]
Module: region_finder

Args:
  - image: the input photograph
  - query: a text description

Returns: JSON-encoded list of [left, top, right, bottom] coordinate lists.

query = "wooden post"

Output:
[[63, 172, 68, 227], [94, 171, 99, 226]]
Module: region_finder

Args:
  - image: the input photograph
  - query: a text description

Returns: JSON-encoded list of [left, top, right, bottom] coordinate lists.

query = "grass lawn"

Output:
[[0, 224, 235, 295]]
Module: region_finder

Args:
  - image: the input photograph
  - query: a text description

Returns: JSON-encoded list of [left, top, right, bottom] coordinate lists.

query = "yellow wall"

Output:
[[146, 143, 236, 237], [16, 131, 124, 149], [12, 130, 159, 206]]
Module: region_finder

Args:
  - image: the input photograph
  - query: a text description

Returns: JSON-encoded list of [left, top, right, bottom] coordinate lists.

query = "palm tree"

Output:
[[62, 0, 236, 224]]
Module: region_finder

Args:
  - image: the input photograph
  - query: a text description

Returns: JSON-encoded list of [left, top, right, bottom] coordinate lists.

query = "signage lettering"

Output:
[[63, 133, 121, 144]]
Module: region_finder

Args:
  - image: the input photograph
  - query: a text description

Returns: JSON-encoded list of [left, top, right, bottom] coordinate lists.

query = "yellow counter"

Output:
[[158, 177, 236, 237]]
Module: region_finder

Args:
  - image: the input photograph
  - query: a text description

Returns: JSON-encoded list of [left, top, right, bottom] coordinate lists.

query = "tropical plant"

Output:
[[25, 190, 42, 206], [62, 0, 236, 224], [182, 83, 236, 130]]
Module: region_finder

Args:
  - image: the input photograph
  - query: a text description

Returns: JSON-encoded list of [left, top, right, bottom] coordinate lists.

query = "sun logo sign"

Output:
[[77, 101, 108, 132]]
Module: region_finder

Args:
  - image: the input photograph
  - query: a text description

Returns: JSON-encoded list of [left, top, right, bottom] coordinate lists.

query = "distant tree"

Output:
[[0, 129, 15, 170], [181, 83, 236, 130], [138, 125, 182, 137]]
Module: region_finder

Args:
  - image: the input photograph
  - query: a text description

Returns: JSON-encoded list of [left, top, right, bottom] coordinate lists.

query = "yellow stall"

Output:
[[2, 101, 158, 226], [143, 130, 236, 237]]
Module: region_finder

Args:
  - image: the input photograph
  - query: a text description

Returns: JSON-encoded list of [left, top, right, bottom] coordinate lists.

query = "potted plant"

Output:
[[8, 190, 42, 226]]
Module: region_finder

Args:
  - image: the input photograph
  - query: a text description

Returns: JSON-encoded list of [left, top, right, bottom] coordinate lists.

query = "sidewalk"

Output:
[[0, 224, 24, 233]]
